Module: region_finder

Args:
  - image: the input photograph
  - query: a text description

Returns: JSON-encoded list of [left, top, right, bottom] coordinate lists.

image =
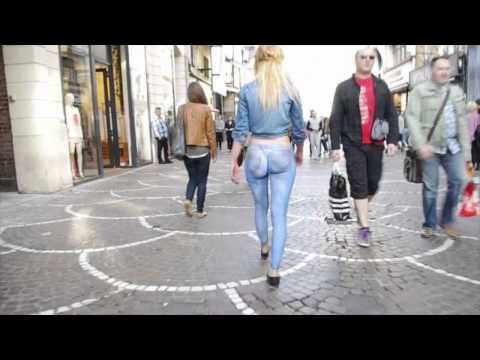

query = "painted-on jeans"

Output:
[[422, 150, 465, 229], [244, 143, 296, 270]]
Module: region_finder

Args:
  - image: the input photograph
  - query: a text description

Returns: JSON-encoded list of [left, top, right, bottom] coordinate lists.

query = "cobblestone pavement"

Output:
[[1, 148, 479, 315]]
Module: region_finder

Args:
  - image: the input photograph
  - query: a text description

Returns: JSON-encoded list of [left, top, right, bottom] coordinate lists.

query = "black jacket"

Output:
[[329, 74, 399, 150]]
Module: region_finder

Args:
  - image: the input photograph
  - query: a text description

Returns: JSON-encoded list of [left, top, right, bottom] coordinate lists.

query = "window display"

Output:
[[60, 45, 100, 181], [113, 45, 132, 166]]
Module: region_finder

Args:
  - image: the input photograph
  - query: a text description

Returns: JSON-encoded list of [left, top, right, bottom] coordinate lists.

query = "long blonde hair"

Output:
[[254, 45, 299, 110]]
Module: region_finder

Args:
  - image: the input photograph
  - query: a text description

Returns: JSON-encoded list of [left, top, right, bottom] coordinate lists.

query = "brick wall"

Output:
[[0, 46, 17, 191]]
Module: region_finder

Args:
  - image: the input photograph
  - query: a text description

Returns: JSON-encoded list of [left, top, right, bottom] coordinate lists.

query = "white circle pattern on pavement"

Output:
[[2, 158, 479, 316]]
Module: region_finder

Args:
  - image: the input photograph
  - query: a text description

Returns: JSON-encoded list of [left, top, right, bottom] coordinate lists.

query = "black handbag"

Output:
[[237, 147, 247, 167], [403, 88, 450, 183], [172, 106, 186, 160]]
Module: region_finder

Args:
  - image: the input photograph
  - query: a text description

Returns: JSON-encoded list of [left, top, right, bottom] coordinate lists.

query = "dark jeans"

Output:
[[321, 137, 329, 153], [216, 132, 223, 149], [184, 154, 211, 212], [343, 143, 384, 199], [472, 140, 480, 169], [157, 137, 170, 163], [226, 131, 233, 150]]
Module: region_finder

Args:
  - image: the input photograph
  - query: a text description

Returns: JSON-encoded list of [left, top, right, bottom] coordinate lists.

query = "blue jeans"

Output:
[[422, 151, 465, 229], [245, 143, 296, 270]]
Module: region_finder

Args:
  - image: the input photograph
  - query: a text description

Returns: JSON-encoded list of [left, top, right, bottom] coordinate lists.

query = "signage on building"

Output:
[[383, 58, 414, 93]]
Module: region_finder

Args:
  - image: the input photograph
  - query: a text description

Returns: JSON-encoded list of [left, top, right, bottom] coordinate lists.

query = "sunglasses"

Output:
[[360, 55, 376, 60]]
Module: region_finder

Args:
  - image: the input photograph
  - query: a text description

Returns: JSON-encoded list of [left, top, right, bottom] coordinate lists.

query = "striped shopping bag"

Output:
[[329, 163, 351, 221]]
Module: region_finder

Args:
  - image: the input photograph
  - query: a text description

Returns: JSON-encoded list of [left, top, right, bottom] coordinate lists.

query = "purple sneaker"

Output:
[[357, 227, 371, 248]]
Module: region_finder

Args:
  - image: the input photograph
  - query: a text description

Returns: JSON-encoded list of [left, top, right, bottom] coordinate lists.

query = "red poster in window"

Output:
[[73, 114, 80, 126]]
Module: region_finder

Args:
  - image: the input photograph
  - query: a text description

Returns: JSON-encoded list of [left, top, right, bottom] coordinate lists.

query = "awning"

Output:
[[390, 84, 409, 94]]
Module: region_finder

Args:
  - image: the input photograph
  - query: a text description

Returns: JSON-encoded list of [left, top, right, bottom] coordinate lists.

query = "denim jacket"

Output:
[[232, 81, 305, 145]]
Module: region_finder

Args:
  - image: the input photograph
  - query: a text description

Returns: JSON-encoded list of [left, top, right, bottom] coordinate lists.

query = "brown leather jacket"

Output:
[[178, 102, 217, 158]]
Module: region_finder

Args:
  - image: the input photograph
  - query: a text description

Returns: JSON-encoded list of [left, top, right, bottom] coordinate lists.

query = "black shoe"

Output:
[[266, 274, 280, 287], [261, 250, 269, 260], [165, 160, 173, 164], [158, 160, 164, 164]]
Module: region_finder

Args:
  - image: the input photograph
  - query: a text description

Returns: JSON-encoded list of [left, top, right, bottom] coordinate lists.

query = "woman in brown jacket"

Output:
[[177, 82, 217, 218]]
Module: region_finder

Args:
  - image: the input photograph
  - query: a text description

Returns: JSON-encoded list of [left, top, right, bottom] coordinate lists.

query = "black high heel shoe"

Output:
[[260, 246, 270, 260], [266, 274, 280, 287]]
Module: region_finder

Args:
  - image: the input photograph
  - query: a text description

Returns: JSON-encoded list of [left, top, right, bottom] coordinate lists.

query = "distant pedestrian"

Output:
[[231, 45, 305, 288], [320, 116, 330, 157], [177, 82, 217, 219], [215, 115, 225, 150], [152, 107, 172, 164], [225, 116, 235, 152], [398, 111, 408, 152], [306, 110, 322, 159], [305, 115, 312, 158]]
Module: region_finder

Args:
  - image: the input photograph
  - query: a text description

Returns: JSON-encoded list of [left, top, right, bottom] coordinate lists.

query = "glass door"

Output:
[[96, 64, 119, 168]]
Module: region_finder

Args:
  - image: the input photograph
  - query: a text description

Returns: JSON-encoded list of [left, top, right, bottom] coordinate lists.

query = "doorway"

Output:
[[93, 45, 131, 168], [96, 64, 118, 168]]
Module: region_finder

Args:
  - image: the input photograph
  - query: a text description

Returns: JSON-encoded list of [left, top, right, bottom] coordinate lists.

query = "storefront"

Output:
[[60, 45, 100, 182], [1, 45, 177, 193], [383, 57, 414, 113], [59, 45, 164, 184]]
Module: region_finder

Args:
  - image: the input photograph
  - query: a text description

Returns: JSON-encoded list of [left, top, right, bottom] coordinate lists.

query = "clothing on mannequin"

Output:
[[65, 93, 85, 179]]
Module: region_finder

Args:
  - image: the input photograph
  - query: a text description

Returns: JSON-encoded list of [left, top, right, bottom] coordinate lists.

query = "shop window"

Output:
[[60, 45, 100, 182], [111, 45, 131, 167]]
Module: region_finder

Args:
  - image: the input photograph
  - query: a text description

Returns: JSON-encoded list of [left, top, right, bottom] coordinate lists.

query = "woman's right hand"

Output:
[[295, 143, 304, 166], [295, 152, 303, 166]]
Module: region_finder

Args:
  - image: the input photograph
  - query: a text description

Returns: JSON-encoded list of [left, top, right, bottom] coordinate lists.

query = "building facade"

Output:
[[1, 45, 176, 193], [0, 44, 256, 193], [382, 45, 416, 112], [382, 45, 471, 113]]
